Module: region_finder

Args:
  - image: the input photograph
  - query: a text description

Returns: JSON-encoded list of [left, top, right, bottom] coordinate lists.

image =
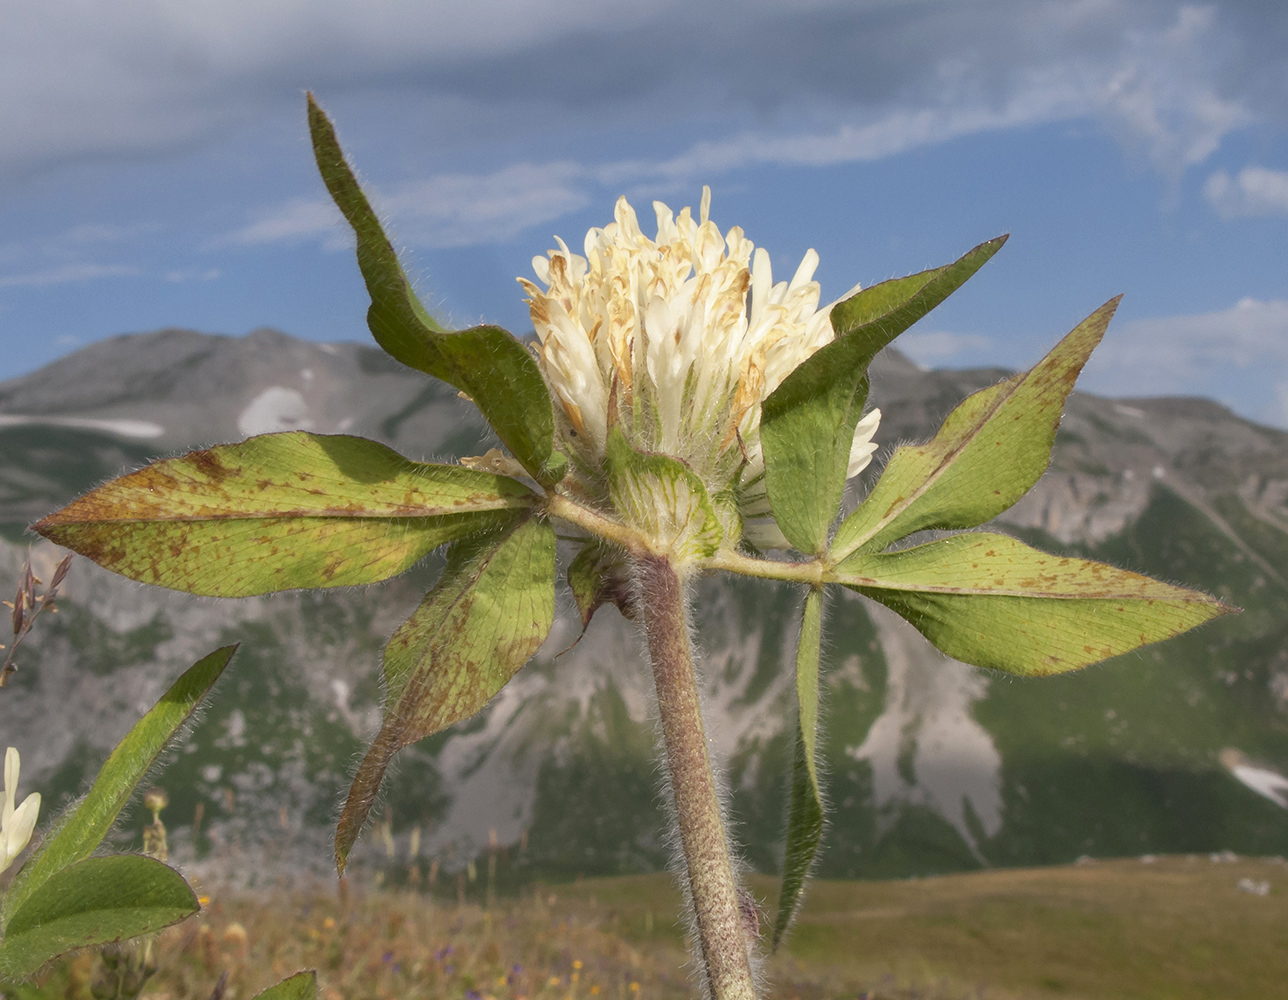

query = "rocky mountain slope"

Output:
[[0, 327, 1285, 882]]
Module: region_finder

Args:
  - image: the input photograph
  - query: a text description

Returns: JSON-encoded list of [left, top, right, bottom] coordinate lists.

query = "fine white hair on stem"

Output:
[[632, 562, 763, 1000]]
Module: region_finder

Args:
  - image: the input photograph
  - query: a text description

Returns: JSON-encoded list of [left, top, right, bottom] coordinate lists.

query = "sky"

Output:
[[1, 1, 1286, 426]]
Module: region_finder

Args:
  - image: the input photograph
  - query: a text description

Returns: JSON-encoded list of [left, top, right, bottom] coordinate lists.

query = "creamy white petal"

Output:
[[3, 793, 39, 864], [847, 408, 883, 479], [2, 747, 17, 829], [0, 748, 38, 875], [789, 249, 820, 292]]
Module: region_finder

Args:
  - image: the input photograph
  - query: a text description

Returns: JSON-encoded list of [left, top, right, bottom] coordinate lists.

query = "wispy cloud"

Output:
[[58, 222, 161, 245], [227, 161, 589, 249], [226, 200, 345, 247], [1081, 297, 1288, 426], [164, 268, 221, 283], [217, 4, 1269, 252], [0, 263, 141, 288], [1, 2, 1277, 190], [898, 331, 994, 369], [1204, 166, 1288, 218]]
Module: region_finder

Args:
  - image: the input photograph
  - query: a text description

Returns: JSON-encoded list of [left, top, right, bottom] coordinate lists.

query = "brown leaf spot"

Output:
[[189, 449, 235, 484]]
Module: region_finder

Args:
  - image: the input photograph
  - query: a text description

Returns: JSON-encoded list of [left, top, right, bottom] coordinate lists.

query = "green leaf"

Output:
[[771, 587, 824, 952], [250, 971, 317, 1000], [567, 539, 633, 631], [0, 856, 197, 980], [307, 96, 565, 486], [34, 432, 537, 597], [335, 514, 556, 871], [603, 428, 722, 561], [3, 647, 234, 923], [833, 532, 1235, 675], [761, 236, 1007, 554], [831, 298, 1119, 562]]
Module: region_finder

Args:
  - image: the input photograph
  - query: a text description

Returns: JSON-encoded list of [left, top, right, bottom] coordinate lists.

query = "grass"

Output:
[[14, 855, 1288, 1000]]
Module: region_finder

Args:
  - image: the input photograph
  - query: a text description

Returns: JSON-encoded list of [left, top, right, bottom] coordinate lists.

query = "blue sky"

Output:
[[1, 1, 1286, 425]]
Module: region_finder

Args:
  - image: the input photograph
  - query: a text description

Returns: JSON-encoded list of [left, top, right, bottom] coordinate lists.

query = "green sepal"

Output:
[[0, 856, 197, 981], [307, 96, 564, 486], [250, 971, 318, 1000], [334, 513, 556, 872], [34, 432, 538, 597], [603, 428, 722, 561], [3, 646, 235, 923], [831, 298, 1120, 561], [761, 236, 1007, 554], [833, 532, 1236, 675], [771, 587, 824, 952]]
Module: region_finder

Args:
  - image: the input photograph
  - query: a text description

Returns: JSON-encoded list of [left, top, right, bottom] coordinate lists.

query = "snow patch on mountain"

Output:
[[237, 386, 315, 437], [0, 414, 164, 438], [1221, 749, 1288, 809], [847, 603, 1002, 855]]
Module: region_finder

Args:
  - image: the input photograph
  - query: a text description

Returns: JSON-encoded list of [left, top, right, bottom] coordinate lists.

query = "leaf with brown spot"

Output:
[[831, 298, 1121, 562], [34, 432, 537, 597], [335, 514, 556, 872], [831, 532, 1235, 675]]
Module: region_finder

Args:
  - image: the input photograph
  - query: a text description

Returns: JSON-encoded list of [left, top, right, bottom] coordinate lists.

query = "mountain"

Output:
[[0, 327, 1285, 884]]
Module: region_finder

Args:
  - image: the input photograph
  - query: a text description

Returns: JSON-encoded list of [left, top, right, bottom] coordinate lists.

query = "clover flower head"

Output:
[[520, 188, 880, 548], [1, 747, 40, 875]]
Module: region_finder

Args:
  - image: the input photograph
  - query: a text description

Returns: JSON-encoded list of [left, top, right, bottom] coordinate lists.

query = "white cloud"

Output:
[[1082, 297, 1288, 426], [381, 161, 590, 248], [0, 1, 1273, 189], [228, 161, 589, 249], [227, 199, 345, 247], [164, 268, 221, 283], [0, 263, 141, 288], [0, 0, 672, 177], [897, 331, 993, 369], [1204, 166, 1288, 218], [1092, 5, 1250, 177], [211, 3, 1270, 252]]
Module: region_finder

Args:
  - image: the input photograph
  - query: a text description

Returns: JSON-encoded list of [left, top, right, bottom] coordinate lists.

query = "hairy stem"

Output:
[[637, 555, 756, 1000]]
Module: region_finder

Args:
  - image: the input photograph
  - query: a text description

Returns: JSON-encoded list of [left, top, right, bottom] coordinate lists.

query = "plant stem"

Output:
[[637, 554, 756, 1000]]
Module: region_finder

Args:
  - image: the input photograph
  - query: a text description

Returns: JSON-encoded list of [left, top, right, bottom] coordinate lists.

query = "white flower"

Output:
[[521, 188, 880, 548], [0, 746, 40, 875]]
